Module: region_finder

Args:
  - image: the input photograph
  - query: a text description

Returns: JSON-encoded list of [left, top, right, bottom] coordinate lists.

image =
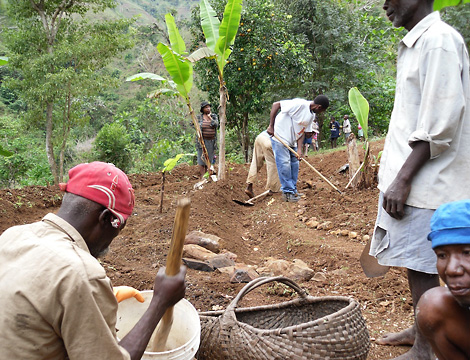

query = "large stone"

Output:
[[291, 259, 314, 281], [317, 221, 333, 230], [184, 230, 221, 253], [182, 258, 214, 272], [183, 244, 218, 261], [257, 257, 314, 281], [312, 272, 327, 282], [306, 219, 319, 228], [216, 266, 236, 275], [219, 250, 238, 262], [207, 254, 236, 269], [230, 268, 258, 283]]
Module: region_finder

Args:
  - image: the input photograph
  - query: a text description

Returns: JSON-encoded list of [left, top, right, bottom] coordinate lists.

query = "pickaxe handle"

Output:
[[272, 133, 342, 194]]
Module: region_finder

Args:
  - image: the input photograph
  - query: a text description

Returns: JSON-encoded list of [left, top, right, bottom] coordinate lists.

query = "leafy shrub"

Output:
[[0, 116, 53, 187], [93, 122, 132, 171]]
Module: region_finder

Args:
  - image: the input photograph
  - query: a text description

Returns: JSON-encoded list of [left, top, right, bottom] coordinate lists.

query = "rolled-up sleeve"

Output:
[[408, 42, 466, 159]]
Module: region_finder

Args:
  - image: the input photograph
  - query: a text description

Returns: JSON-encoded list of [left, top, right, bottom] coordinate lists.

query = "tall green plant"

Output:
[[434, 0, 470, 10], [196, 0, 242, 180], [159, 153, 194, 213], [126, 14, 211, 176], [348, 87, 369, 142], [347, 87, 373, 188]]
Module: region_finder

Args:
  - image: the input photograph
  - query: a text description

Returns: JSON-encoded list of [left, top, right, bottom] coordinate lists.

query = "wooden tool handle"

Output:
[[150, 198, 191, 352], [272, 133, 342, 194], [165, 198, 191, 275]]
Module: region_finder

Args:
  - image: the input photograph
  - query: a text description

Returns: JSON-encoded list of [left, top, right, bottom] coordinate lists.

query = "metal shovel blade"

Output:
[[360, 237, 390, 278], [233, 190, 271, 207], [232, 199, 255, 206]]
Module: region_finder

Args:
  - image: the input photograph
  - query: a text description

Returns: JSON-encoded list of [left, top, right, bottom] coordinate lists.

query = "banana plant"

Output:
[[349, 87, 369, 143], [346, 87, 372, 188], [434, 0, 470, 10], [126, 14, 212, 176], [195, 0, 242, 180], [160, 153, 194, 213]]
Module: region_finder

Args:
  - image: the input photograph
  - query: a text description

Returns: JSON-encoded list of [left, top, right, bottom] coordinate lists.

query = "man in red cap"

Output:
[[0, 162, 186, 360]]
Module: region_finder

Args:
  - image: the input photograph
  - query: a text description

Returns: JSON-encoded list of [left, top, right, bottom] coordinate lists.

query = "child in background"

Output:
[[357, 125, 364, 141], [302, 132, 313, 157]]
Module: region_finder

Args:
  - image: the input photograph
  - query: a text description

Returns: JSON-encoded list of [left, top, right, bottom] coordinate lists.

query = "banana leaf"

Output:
[[215, 0, 242, 75], [188, 47, 216, 63], [348, 87, 369, 141], [165, 14, 187, 55], [200, 0, 220, 52], [0, 56, 8, 66], [434, 0, 470, 10], [163, 153, 194, 173], [126, 73, 166, 82], [157, 43, 193, 99]]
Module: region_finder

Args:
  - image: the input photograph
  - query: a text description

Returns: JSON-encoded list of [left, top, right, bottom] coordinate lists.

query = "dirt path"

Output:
[[0, 138, 416, 359]]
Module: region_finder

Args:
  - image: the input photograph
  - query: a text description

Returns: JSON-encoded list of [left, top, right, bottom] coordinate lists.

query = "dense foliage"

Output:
[[0, 0, 470, 187]]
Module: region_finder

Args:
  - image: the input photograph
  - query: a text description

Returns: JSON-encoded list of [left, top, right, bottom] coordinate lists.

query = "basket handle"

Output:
[[226, 276, 309, 312]]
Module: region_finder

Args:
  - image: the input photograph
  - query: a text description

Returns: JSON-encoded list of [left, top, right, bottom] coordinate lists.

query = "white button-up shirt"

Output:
[[378, 12, 470, 209], [273, 98, 314, 147]]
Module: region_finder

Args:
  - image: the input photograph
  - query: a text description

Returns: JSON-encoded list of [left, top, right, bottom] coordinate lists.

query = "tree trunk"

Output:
[[45, 102, 58, 184], [346, 133, 360, 188], [217, 85, 227, 180], [188, 107, 211, 173], [317, 115, 324, 149], [59, 89, 72, 182], [159, 171, 165, 213], [242, 112, 250, 162]]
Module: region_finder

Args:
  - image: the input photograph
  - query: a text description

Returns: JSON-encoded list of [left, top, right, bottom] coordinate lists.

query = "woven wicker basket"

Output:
[[197, 276, 370, 360]]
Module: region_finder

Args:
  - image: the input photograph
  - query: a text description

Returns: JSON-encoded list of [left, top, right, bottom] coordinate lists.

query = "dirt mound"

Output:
[[0, 138, 414, 359]]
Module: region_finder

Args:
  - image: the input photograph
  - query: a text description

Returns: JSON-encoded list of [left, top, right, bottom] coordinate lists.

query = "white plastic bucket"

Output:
[[116, 290, 200, 360]]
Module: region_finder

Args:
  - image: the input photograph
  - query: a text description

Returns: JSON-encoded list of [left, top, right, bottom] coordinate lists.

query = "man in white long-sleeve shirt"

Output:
[[368, 1, 470, 359]]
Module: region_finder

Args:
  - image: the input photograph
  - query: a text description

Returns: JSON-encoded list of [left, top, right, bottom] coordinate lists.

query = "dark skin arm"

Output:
[[417, 287, 470, 360], [383, 141, 430, 219], [118, 266, 186, 360], [296, 133, 304, 160], [266, 102, 281, 136]]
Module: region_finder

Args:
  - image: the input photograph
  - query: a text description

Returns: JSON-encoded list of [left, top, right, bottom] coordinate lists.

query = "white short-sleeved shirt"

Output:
[[273, 98, 315, 147], [0, 213, 131, 360], [378, 12, 470, 209], [343, 119, 351, 134]]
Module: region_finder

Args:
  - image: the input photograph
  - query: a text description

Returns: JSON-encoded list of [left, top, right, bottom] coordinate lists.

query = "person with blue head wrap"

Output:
[[416, 200, 470, 360]]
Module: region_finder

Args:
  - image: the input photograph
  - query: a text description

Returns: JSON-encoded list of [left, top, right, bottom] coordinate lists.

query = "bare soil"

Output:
[[0, 138, 415, 359]]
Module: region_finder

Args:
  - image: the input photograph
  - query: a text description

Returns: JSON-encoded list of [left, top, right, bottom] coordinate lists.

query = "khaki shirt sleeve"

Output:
[[58, 270, 131, 360]]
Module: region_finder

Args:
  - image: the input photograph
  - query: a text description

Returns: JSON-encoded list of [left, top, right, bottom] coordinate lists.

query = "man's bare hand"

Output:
[[152, 266, 186, 308], [383, 177, 411, 219], [266, 125, 274, 136]]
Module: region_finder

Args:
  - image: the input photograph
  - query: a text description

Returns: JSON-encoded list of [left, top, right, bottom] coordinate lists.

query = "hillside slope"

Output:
[[0, 139, 416, 359]]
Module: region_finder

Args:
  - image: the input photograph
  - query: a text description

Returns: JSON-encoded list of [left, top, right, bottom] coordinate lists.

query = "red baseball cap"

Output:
[[60, 162, 135, 227]]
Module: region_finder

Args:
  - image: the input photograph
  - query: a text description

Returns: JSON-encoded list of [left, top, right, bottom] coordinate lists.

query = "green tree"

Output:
[[3, 0, 134, 183], [191, 0, 310, 161], [93, 122, 132, 171], [191, 0, 242, 179], [281, 0, 401, 138]]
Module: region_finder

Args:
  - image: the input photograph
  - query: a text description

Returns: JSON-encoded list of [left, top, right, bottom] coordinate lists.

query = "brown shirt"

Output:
[[0, 213, 130, 360], [201, 115, 216, 140]]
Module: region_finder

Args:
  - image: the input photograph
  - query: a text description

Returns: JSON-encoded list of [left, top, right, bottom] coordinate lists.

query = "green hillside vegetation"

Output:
[[0, 0, 469, 187]]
